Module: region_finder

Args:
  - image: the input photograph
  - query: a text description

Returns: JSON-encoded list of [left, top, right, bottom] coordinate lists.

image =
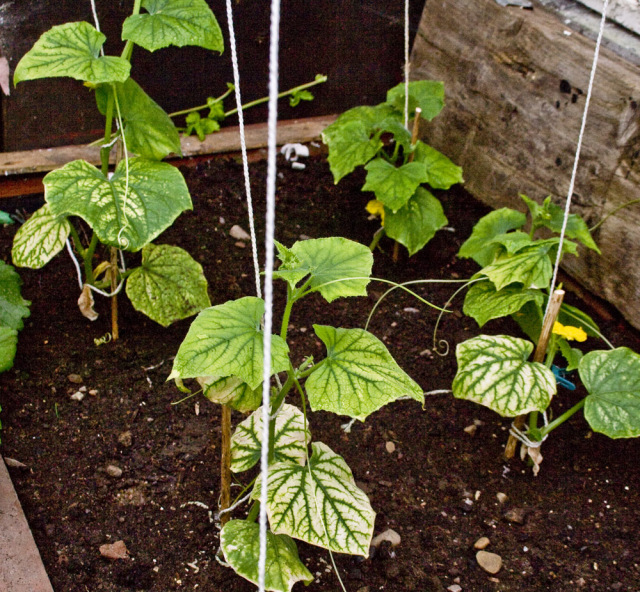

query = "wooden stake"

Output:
[[504, 289, 565, 460], [110, 246, 119, 342], [220, 404, 232, 525]]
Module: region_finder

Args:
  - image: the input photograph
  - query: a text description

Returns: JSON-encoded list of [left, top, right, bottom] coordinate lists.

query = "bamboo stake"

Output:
[[219, 404, 232, 525], [504, 289, 565, 460], [110, 246, 119, 341]]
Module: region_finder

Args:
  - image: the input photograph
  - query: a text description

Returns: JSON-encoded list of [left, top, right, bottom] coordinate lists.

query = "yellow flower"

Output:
[[552, 322, 587, 342], [365, 199, 385, 226]]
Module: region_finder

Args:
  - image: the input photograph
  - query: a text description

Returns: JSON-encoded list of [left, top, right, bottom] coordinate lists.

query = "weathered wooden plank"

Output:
[[411, 0, 640, 329], [0, 115, 336, 177], [575, 0, 640, 35]]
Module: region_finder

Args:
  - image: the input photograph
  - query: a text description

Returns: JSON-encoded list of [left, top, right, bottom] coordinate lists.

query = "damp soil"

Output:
[[1, 152, 640, 592]]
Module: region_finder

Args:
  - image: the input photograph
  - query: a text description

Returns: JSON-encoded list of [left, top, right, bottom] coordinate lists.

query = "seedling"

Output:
[[10, 0, 226, 335], [322, 80, 463, 257], [170, 236, 425, 591]]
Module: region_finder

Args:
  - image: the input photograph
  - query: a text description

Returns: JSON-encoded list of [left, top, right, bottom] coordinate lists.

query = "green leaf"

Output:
[[274, 237, 373, 303], [95, 77, 181, 160], [453, 334, 556, 417], [122, 0, 224, 52], [289, 89, 314, 107], [11, 204, 71, 269], [169, 297, 290, 389], [14, 22, 131, 85], [0, 261, 30, 331], [125, 243, 210, 327], [254, 442, 375, 556], [413, 142, 463, 190], [221, 520, 313, 592], [45, 158, 192, 251], [463, 280, 544, 327], [0, 211, 14, 225], [0, 327, 18, 373], [230, 404, 310, 473], [522, 195, 600, 253], [323, 120, 383, 183], [184, 111, 220, 140], [558, 338, 583, 371], [306, 325, 423, 421], [458, 208, 527, 267], [480, 241, 556, 290], [197, 375, 262, 413], [322, 104, 396, 144], [383, 187, 448, 256], [489, 231, 533, 255], [580, 348, 640, 438], [386, 80, 445, 120], [362, 158, 428, 212]]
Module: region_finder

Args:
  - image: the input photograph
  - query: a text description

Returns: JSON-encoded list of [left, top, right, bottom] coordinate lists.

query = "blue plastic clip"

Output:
[[551, 365, 576, 391]]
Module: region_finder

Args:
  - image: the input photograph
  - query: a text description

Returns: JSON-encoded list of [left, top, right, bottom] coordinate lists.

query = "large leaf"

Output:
[[383, 187, 447, 255], [45, 158, 192, 251], [458, 208, 527, 267], [197, 376, 261, 413], [14, 22, 131, 85], [125, 243, 210, 327], [274, 237, 373, 303], [453, 334, 556, 417], [580, 348, 640, 438], [169, 297, 290, 389], [322, 104, 396, 144], [521, 194, 600, 253], [0, 327, 18, 373], [413, 142, 463, 190], [306, 325, 423, 421], [362, 158, 428, 212], [221, 520, 313, 592], [122, 0, 223, 52], [96, 77, 181, 160], [231, 404, 310, 473], [324, 120, 383, 183], [0, 261, 31, 331], [463, 280, 544, 327], [386, 80, 445, 120], [254, 442, 375, 556], [11, 204, 71, 269]]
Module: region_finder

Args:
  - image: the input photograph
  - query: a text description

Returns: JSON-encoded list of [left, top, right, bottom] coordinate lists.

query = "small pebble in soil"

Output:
[[504, 507, 527, 524], [476, 550, 502, 574], [99, 540, 129, 561], [385, 441, 396, 453], [70, 391, 85, 401], [234, 241, 246, 248], [463, 424, 477, 436], [106, 464, 123, 478], [474, 537, 490, 550], [447, 585, 463, 592], [496, 492, 508, 504], [229, 224, 250, 241], [118, 430, 133, 447], [460, 498, 474, 513], [67, 373, 83, 384]]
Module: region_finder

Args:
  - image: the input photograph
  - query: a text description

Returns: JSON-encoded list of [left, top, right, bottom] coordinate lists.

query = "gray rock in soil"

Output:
[[229, 224, 251, 241], [504, 507, 527, 524], [106, 465, 123, 478]]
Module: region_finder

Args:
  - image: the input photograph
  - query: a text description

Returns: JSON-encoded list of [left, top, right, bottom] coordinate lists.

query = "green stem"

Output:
[[280, 286, 296, 341], [528, 411, 540, 440], [590, 199, 640, 232], [246, 501, 260, 522], [67, 223, 86, 259], [120, 0, 143, 62], [538, 398, 586, 438], [84, 233, 100, 284], [100, 91, 115, 176], [296, 359, 325, 380], [369, 226, 386, 251], [169, 86, 234, 118]]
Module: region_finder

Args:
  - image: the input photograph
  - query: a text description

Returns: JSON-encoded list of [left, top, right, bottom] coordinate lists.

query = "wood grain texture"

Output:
[[411, 0, 640, 329]]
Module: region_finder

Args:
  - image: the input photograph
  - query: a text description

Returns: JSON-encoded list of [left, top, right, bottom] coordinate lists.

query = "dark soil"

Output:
[[1, 153, 640, 592]]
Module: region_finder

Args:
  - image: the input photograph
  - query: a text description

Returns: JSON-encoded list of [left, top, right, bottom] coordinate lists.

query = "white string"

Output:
[[404, 0, 410, 129], [66, 239, 84, 290], [225, 0, 262, 299], [89, 0, 101, 33], [258, 0, 282, 588], [509, 411, 549, 448], [545, 0, 609, 317]]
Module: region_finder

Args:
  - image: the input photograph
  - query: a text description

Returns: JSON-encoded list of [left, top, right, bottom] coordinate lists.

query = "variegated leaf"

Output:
[[197, 376, 261, 413], [231, 404, 310, 473], [253, 442, 375, 556]]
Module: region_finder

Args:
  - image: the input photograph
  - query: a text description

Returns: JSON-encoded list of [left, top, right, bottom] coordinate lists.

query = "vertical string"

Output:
[[225, 0, 262, 299], [258, 0, 282, 588], [404, 0, 410, 129], [545, 0, 609, 316]]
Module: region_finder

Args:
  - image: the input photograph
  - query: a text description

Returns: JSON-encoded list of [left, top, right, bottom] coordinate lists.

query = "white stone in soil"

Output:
[[476, 550, 502, 574], [229, 225, 251, 241]]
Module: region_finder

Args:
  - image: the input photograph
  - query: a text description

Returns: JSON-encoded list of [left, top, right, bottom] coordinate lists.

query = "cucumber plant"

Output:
[[322, 80, 463, 257], [10, 0, 223, 330], [451, 195, 640, 461], [169, 237, 424, 591]]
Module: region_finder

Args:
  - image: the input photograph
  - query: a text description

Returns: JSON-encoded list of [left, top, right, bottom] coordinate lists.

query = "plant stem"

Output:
[[110, 247, 119, 341], [280, 287, 295, 341], [589, 199, 640, 232], [169, 86, 234, 118], [220, 404, 232, 526], [369, 226, 386, 251], [84, 232, 100, 284], [246, 501, 260, 522], [120, 0, 142, 62], [67, 223, 86, 259], [538, 398, 586, 438]]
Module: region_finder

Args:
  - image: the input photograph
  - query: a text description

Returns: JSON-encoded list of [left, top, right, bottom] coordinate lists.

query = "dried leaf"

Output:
[[78, 284, 99, 321]]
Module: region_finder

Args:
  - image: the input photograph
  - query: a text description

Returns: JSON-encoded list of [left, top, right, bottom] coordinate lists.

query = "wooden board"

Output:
[[575, 0, 640, 35], [0, 115, 336, 178], [411, 0, 640, 330]]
